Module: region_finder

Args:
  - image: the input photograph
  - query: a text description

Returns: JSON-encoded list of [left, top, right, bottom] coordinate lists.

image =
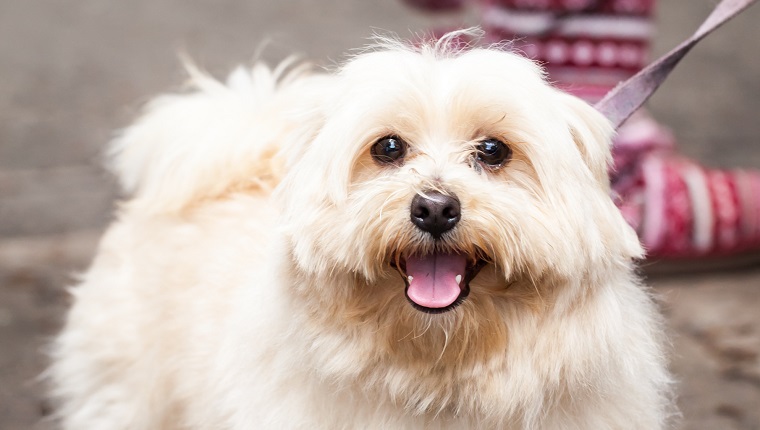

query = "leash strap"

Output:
[[594, 0, 758, 129]]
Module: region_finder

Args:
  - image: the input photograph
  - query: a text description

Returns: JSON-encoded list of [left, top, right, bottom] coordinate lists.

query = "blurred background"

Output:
[[0, 1, 758, 429]]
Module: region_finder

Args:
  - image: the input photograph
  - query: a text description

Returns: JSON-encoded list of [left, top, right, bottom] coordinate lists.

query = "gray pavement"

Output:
[[1, 1, 759, 429]]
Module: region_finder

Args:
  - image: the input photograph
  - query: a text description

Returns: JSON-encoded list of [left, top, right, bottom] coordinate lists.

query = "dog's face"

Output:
[[277, 45, 641, 326]]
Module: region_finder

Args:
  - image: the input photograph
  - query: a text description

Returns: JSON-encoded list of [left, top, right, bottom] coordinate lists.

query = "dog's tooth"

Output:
[[455, 275, 462, 285], [408, 276, 414, 282]]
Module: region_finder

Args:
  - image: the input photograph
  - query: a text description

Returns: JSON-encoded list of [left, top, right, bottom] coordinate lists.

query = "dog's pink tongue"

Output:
[[406, 253, 467, 308]]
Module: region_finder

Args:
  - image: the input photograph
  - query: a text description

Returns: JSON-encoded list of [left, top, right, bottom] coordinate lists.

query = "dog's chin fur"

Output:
[[50, 34, 674, 429]]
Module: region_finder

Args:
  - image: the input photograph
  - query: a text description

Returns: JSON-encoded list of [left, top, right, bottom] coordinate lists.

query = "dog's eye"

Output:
[[371, 136, 407, 165], [476, 138, 511, 168]]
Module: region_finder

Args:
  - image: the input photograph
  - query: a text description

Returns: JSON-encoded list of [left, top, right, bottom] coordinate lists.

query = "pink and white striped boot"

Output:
[[615, 113, 760, 262]]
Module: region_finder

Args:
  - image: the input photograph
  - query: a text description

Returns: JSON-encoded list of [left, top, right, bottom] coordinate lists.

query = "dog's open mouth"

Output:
[[392, 253, 486, 314]]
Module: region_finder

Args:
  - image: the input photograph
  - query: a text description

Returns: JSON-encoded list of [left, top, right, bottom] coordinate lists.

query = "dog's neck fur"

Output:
[[278, 242, 639, 426]]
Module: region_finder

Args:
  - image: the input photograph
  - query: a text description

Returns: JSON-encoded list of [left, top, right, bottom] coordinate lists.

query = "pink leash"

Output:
[[594, 0, 758, 129]]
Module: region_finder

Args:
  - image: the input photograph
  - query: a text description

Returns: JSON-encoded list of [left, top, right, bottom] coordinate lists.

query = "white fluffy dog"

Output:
[[50, 35, 673, 429]]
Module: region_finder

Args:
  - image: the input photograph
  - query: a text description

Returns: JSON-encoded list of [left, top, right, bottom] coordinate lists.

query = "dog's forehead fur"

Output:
[[334, 48, 560, 145], [340, 47, 546, 94], [307, 47, 598, 194]]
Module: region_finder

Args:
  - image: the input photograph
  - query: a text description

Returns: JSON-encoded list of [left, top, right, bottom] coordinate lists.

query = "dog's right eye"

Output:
[[476, 138, 511, 168], [371, 136, 407, 165]]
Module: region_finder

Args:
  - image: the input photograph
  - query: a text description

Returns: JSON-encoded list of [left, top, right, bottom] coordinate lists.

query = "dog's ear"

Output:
[[555, 91, 616, 187], [555, 90, 645, 260]]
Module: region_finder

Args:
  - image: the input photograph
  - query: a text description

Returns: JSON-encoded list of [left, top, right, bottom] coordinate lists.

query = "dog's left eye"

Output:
[[476, 138, 511, 168], [371, 136, 407, 165]]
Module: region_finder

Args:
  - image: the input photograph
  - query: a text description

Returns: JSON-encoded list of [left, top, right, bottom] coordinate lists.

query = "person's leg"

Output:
[[480, 0, 654, 102]]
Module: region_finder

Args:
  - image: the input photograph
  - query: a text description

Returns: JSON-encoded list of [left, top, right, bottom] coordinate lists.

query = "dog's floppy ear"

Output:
[[553, 90, 645, 261], [555, 91, 616, 187]]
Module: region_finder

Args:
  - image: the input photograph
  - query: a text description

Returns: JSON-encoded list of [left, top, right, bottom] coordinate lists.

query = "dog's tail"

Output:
[[108, 58, 323, 214]]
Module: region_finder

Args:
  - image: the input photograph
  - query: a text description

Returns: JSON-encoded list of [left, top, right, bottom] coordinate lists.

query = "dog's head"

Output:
[[276, 38, 642, 323]]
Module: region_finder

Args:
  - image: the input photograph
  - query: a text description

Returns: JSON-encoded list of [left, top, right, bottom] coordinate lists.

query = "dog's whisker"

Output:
[[436, 325, 451, 364], [397, 326, 416, 342]]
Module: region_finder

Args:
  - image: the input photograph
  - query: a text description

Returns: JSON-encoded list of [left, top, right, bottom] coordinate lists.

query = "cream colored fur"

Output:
[[50, 36, 674, 429]]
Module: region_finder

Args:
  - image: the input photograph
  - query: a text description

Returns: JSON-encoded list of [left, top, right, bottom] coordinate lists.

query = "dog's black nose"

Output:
[[410, 191, 461, 239]]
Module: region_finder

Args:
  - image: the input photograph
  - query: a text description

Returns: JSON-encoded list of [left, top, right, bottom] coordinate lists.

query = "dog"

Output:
[[50, 34, 674, 429]]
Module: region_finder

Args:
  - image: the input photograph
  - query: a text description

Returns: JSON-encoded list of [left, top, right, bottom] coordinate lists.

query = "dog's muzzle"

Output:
[[392, 190, 485, 313]]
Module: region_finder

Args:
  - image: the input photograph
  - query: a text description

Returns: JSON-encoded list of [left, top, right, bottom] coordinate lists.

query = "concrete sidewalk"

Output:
[[1, 1, 759, 428]]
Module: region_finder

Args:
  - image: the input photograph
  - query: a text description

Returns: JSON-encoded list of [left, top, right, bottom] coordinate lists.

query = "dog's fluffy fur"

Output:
[[50, 36, 673, 429]]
